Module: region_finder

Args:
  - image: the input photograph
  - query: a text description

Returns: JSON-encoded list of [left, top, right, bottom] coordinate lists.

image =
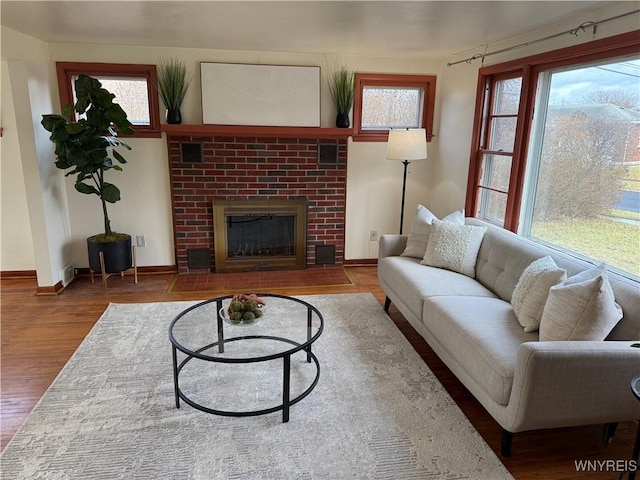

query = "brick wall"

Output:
[[167, 134, 348, 273]]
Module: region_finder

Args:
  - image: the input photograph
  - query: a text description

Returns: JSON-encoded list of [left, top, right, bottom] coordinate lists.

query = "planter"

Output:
[[87, 234, 133, 274], [166, 108, 182, 124], [336, 113, 350, 128]]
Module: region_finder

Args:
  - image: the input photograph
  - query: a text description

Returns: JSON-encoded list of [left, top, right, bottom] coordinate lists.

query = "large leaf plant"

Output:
[[42, 74, 135, 240]]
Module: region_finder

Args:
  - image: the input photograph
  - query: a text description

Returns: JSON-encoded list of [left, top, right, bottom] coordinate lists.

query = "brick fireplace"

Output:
[[164, 125, 350, 273]]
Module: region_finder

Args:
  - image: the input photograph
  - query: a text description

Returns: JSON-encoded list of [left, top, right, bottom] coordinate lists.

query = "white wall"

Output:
[[1, 60, 36, 270], [1, 28, 71, 286], [1, 2, 637, 285]]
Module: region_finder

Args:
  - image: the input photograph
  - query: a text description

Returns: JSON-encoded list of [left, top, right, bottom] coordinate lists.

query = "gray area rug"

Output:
[[1, 293, 512, 479]]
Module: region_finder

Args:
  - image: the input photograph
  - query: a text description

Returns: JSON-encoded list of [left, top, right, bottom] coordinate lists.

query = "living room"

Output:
[[1, 1, 639, 479]]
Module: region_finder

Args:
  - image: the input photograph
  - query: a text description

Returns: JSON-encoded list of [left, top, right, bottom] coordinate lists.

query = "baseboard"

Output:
[[35, 281, 64, 296], [1, 270, 37, 278], [75, 265, 178, 276], [344, 259, 377, 266]]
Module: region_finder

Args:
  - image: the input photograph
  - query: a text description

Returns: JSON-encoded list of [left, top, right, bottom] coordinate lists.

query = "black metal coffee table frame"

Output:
[[169, 293, 323, 423]]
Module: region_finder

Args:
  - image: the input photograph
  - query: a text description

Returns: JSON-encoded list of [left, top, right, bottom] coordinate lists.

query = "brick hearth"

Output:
[[165, 128, 349, 273]]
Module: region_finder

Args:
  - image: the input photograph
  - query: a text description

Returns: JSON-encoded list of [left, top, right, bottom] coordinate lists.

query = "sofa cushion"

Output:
[[422, 220, 486, 278], [511, 256, 567, 333], [540, 264, 623, 341], [423, 296, 538, 405], [378, 256, 496, 321], [401, 205, 464, 259]]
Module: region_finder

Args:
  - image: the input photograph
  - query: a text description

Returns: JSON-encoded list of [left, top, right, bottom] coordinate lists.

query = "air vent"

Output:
[[60, 263, 75, 287]]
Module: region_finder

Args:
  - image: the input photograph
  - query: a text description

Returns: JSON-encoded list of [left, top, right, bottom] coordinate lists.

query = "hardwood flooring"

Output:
[[1, 267, 636, 479]]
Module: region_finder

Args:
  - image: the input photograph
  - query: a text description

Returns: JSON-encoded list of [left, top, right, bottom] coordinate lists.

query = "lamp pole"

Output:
[[400, 160, 409, 234]]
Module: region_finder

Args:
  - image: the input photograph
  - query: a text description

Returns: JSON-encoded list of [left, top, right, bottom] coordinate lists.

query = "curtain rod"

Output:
[[447, 9, 640, 67]]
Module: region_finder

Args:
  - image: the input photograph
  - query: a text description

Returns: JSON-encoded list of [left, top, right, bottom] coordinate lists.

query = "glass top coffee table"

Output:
[[169, 293, 323, 422]]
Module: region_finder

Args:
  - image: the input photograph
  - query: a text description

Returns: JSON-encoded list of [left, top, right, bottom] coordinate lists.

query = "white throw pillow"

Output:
[[539, 264, 623, 341], [511, 256, 567, 333], [421, 220, 487, 278], [401, 205, 464, 259]]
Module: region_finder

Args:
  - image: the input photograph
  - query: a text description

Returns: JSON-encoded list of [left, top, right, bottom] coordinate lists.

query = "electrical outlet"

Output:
[[136, 235, 147, 248], [369, 230, 378, 241]]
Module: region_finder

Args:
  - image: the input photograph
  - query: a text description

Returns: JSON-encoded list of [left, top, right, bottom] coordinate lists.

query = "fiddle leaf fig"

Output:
[[41, 74, 134, 236]]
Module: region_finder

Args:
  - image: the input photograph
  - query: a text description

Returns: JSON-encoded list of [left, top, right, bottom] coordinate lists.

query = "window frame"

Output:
[[56, 62, 161, 138], [466, 30, 640, 232], [352, 73, 437, 142]]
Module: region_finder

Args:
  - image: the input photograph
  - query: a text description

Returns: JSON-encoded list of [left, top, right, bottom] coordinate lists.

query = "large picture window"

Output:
[[466, 30, 640, 278], [352, 73, 436, 142], [56, 62, 161, 138]]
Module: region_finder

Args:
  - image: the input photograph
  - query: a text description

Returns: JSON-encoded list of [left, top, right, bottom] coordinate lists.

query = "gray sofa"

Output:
[[378, 217, 640, 456]]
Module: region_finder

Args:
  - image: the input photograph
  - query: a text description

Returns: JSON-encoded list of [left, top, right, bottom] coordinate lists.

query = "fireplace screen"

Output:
[[213, 199, 307, 272], [226, 215, 295, 258]]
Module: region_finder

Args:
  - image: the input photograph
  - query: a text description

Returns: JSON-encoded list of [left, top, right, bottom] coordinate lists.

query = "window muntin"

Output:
[[56, 62, 160, 138], [353, 73, 436, 142], [474, 75, 522, 226], [466, 31, 640, 279]]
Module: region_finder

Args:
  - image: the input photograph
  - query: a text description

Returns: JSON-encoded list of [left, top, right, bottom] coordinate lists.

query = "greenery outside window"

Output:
[[352, 73, 436, 142], [56, 62, 161, 138], [466, 30, 640, 279]]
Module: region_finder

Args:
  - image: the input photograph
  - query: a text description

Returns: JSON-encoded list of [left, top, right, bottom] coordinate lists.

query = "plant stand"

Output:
[[90, 245, 138, 291]]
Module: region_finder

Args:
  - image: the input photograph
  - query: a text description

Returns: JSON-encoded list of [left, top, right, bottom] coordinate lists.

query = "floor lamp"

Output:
[[385, 128, 428, 234]]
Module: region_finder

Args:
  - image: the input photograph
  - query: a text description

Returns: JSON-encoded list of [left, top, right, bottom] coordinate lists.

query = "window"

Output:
[[467, 30, 640, 278], [56, 62, 161, 138], [352, 73, 436, 141]]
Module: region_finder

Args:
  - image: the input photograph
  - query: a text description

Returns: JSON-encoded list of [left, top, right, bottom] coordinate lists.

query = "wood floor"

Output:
[[1, 267, 636, 479]]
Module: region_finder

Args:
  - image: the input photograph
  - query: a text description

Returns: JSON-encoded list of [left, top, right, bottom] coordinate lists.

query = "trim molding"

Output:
[[162, 124, 353, 138], [344, 258, 378, 266], [1, 270, 37, 278], [35, 281, 64, 296]]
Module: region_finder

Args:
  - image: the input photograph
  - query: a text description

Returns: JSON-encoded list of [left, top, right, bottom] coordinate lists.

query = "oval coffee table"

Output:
[[169, 293, 323, 422]]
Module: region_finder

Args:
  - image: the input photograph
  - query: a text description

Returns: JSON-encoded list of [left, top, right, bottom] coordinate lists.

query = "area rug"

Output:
[[1, 293, 512, 479]]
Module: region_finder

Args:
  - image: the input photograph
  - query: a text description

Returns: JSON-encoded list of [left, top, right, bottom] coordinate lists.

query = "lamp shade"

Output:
[[385, 128, 427, 161]]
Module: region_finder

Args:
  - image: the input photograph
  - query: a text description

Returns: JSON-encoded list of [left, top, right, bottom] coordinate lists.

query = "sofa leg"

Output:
[[501, 429, 513, 457], [384, 296, 391, 312], [603, 422, 618, 444]]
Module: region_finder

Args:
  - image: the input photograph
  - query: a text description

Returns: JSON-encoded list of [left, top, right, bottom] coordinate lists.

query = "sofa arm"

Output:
[[378, 235, 407, 259], [505, 341, 640, 432]]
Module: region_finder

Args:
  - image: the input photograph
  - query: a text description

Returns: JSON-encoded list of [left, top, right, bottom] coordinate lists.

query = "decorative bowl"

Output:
[[219, 306, 264, 325]]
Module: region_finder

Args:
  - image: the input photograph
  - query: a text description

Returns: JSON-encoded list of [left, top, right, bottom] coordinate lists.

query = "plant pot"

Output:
[[87, 235, 132, 274], [336, 112, 350, 128], [166, 108, 182, 124]]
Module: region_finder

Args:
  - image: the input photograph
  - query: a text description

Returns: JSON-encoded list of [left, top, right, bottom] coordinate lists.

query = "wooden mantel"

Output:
[[161, 124, 354, 139]]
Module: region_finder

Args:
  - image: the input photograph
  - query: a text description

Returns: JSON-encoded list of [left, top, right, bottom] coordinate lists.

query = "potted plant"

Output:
[[328, 67, 355, 128], [41, 74, 135, 275], [157, 57, 191, 124]]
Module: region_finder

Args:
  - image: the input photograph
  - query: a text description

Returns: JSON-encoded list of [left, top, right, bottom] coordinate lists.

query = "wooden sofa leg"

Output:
[[384, 296, 391, 312], [603, 422, 618, 444], [501, 429, 513, 457]]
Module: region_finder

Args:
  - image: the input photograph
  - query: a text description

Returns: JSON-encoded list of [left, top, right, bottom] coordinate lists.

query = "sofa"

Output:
[[378, 212, 640, 456]]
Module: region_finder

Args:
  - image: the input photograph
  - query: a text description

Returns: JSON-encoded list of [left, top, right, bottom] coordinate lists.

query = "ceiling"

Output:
[[0, 1, 620, 59]]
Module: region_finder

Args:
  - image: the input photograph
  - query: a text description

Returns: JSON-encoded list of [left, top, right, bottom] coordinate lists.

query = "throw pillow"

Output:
[[511, 256, 567, 333], [539, 264, 623, 341], [401, 205, 464, 259], [421, 220, 487, 278]]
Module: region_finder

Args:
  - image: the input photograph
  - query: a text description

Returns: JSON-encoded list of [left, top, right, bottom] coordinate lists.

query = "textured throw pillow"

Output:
[[539, 264, 623, 341], [511, 256, 567, 333], [401, 205, 464, 259], [421, 220, 487, 278]]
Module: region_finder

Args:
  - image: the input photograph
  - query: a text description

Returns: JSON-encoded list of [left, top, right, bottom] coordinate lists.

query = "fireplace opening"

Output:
[[227, 215, 295, 258], [213, 199, 307, 272]]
